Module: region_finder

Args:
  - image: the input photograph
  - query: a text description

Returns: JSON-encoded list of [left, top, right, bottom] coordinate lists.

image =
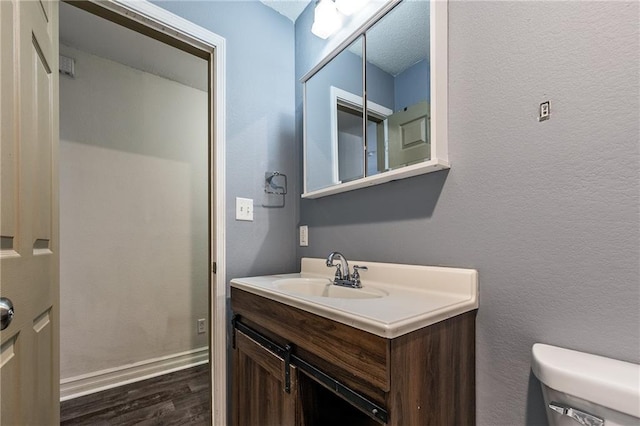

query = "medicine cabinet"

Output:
[[302, 0, 449, 198]]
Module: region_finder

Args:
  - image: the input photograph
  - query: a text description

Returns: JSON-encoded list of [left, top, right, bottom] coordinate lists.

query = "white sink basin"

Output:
[[230, 258, 478, 338], [274, 278, 387, 299]]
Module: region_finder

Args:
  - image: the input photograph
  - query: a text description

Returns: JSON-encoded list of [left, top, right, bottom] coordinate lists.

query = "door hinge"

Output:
[[212, 262, 217, 274]]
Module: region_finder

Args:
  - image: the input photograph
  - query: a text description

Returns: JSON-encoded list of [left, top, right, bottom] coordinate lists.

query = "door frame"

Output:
[[329, 86, 393, 184], [61, 1, 227, 424]]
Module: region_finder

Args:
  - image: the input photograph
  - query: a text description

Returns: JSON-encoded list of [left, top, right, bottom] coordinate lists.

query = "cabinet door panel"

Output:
[[233, 330, 297, 426]]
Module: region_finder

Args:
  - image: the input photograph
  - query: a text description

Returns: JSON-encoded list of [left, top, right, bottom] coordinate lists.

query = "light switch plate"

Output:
[[300, 225, 308, 246], [236, 197, 253, 221]]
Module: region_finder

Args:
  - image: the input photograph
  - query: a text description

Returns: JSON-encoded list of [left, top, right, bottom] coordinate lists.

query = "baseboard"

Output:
[[60, 347, 209, 401]]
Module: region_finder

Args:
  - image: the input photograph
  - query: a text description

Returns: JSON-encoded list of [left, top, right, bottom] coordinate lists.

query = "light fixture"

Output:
[[335, 0, 368, 16], [311, 0, 340, 39]]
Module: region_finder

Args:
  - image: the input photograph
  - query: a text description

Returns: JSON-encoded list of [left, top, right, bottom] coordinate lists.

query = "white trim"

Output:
[[60, 347, 209, 401], [329, 86, 393, 185], [101, 0, 225, 53], [78, 2, 227, 424], [301, 158, 449, 199], [303, 83, 308, 194], [329, 86, 342, 185], [431, 0, 448, 163]]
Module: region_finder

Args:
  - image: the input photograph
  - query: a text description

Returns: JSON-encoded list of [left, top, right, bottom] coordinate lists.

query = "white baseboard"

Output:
[[60, 347, 209, 401]]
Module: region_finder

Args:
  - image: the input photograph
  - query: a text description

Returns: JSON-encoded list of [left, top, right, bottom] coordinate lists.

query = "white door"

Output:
[[1, 0, 59, 424], [387, 101, 430, 170]]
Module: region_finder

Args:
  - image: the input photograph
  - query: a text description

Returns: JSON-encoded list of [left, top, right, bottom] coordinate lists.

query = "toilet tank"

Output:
[[531, 344, 640, 426]]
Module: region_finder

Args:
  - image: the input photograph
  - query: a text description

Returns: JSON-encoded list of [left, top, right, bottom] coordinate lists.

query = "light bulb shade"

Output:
[[335, 0, 368, 16], [311, 0, 340, 39]]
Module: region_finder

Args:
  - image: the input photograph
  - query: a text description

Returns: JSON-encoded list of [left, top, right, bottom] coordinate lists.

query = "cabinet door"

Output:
[[233, 330, 298, 426]]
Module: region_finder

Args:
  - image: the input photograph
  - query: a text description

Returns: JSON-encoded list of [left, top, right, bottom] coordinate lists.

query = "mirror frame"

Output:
[[302, 0, 448, 199]]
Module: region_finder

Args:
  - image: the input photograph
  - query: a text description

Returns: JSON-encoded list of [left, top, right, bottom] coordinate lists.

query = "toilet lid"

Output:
[[531, 343, 640, 418]]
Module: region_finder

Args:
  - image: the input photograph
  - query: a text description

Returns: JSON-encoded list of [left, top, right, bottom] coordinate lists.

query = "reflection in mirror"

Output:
[[305, 37, 364, 193], [366, 0, 430, 174], [302, 0, 448, 199], [334, 88, 364, 184]]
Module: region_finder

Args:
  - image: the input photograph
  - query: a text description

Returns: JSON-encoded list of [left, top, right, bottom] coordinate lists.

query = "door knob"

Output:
[[0, 297, 15, 330]]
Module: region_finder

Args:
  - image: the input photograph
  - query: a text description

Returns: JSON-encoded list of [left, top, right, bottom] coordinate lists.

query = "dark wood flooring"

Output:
[[60, 364, 211, 426]]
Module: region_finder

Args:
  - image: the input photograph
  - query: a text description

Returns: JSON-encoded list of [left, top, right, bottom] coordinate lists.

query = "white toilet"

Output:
[[532, 343, 640, 426]]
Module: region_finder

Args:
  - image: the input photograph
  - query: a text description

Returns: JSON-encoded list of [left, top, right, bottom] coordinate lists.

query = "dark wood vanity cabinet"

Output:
[[231, 287, 476, 426], [232, 329, 298, 426]]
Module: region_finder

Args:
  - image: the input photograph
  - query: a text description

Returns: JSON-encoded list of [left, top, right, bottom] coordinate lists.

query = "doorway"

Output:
[[56, 1, 226, 424]]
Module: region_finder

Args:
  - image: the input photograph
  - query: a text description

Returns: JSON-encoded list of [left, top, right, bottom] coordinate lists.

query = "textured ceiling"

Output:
[[349, 1, 430, 76], [260, 0, 312, 22], [267, 0, 430, 76]]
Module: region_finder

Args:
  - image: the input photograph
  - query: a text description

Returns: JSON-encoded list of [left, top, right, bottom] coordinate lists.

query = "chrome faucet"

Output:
[[326, 252, 367, 288]]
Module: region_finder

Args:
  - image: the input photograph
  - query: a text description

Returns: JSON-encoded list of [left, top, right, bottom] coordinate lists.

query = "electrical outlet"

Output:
[[538, 101, 550, 122], [300, 225, 309, 246], [235, 197, 253, 221], [197, 318, 206, 334]]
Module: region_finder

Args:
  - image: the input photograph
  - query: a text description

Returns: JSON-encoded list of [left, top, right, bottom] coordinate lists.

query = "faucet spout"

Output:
[[326, 251, 350, 281]]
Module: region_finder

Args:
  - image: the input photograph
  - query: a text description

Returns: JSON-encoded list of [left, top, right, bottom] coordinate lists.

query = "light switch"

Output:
[[236, 197, 253, 221]]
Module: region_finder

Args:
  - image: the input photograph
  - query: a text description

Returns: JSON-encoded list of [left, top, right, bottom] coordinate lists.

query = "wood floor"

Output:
[[60, 364, 211, 426]]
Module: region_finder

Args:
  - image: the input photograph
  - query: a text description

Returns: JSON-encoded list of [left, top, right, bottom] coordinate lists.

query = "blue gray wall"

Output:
[[154, 1, 298, 283], [394, 58, 429, 110], [296, 1, 639, 425], [367, 61, 395, 108]]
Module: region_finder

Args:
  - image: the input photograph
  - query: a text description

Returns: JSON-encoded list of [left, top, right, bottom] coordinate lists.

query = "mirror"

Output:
[[303, 0, 449, 198], [366, 0, 430, 175], [305, 37, 364, 191]]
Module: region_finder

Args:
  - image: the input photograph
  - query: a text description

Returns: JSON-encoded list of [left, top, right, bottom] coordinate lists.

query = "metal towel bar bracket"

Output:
[[262, 171, 287, 208]]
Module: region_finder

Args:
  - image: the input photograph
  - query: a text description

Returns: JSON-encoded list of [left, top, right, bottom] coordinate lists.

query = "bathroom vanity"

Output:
[[230, 258, 478, 425]]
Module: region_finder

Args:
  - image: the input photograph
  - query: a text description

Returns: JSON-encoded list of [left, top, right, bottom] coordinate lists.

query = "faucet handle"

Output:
[[352, 265, 368, 287], [329, 263, 343, 280]]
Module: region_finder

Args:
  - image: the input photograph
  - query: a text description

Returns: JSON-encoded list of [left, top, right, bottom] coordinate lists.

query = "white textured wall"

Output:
[[59, 46, 208, 379]]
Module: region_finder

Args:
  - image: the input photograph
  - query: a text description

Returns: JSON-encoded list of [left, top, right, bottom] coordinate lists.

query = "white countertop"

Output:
[[230, 258, 478, 338]]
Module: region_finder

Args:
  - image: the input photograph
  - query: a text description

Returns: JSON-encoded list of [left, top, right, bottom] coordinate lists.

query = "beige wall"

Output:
[[59, 45, 208, 380]]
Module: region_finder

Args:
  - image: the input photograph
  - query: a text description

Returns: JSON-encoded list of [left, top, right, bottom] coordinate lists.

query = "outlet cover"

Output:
[[300, 225, 309, 246], [197, 318, 206, 334], [236, 197, 253, 221]]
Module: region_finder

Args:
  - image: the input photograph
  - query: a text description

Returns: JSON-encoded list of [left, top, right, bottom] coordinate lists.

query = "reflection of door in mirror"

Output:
[[338, 108, 390, 181], [387, 101, 430, 169], [337, 105, 363, 183], [331, 86, 393, 183]]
